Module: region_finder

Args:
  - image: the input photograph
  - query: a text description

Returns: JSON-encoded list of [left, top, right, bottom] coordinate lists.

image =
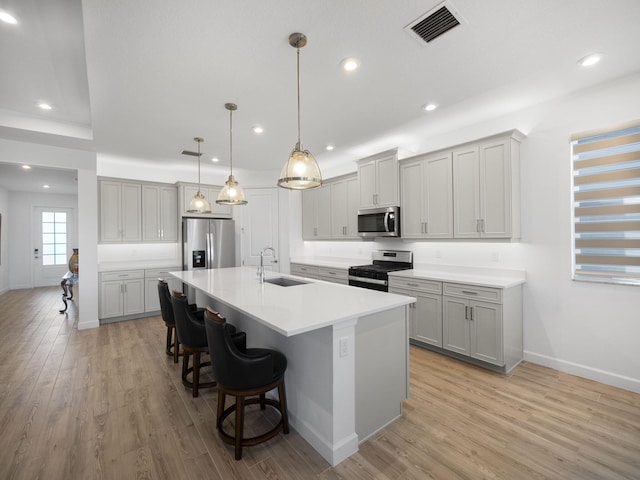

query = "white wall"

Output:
[[0, 186, 8, 293], [293, 72, 640, 393]]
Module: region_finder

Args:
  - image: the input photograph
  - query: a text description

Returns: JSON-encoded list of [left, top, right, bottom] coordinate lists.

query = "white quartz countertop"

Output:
[[170, 267, 414, 337], [98, 262, 181, 272], [389, 265, 526, 288]]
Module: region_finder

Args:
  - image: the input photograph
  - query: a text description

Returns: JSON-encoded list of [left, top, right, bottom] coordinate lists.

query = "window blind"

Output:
[[572, 122, 640, 284]]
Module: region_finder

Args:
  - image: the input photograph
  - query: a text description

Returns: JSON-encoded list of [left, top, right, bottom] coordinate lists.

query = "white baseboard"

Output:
[[287, 410, 359, 467], [524, 350, 640, 394], [77, 319, 100, 330]]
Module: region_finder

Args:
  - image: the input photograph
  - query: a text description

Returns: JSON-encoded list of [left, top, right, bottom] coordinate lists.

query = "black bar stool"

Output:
[[204, 307, 289, 460]]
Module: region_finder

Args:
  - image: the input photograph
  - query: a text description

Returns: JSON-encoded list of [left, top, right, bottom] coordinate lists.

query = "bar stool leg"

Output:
[[235, 396, 245, 460]]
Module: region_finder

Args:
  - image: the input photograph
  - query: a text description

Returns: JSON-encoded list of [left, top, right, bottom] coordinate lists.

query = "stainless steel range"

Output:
[[348, 250, 413, 292]]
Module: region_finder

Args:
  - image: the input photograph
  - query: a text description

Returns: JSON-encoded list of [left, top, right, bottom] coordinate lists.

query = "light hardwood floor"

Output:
[[1, 286, 639, 479]]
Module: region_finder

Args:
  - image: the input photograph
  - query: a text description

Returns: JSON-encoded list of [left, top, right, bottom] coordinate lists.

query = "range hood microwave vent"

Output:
[[405, 1, 464, 44]]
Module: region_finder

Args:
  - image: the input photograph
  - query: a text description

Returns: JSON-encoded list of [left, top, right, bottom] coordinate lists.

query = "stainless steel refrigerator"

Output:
[[182, 218, 236, 302]]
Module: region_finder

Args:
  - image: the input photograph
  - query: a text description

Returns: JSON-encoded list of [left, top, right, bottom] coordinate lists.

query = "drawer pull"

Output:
[[461, 290, 478, 295], [407, 282, 419, 287]]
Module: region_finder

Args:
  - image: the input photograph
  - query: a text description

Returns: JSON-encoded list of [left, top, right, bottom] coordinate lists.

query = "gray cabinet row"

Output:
[[99, 266, 181, 322], [400, 130, 524, 240], [389, 275, 522, 373], [99, 179, 178, 243], [99, 179, 233, 244]]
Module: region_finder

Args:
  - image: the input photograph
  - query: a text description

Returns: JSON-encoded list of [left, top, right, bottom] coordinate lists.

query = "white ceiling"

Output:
[[1, 0, 640, 191]]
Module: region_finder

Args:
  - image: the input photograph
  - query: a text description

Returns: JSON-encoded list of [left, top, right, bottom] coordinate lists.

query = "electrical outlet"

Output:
[[491, 252, 499, 262], [339, 337, 349, 357]]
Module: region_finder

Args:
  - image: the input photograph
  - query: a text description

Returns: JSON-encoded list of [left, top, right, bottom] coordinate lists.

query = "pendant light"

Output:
[[217, 103, 248, 205], [277, 32, 322, 190], [186, 137, 212, 213]]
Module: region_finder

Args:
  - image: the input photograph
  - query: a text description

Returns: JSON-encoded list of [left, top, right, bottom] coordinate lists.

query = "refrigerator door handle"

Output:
[[206, 232, 212, 269]]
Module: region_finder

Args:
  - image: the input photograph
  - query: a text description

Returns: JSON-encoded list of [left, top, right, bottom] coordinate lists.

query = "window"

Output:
[[571, 121, 640, 285], [41, 211, 67, 266]]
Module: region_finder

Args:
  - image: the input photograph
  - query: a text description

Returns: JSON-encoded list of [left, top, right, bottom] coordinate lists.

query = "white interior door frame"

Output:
[[238, 188, 280, 272]]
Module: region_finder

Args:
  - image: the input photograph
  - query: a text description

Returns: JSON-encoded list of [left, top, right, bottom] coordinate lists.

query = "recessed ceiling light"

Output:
[[252, 126, 264, 134], [422, 103, 438, 112], [211, 157, 219, 163], [38, 103, 53, 110], [578, 53, 602, 67], [43, 184, 51, 189], [0, 11, 17, 24], [22, 164, 31, 170], [341, 58, 360, 72], [326, 145, 334, 151]]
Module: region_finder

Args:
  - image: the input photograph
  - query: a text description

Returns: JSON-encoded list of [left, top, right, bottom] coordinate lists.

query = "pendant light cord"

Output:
[[296, 46, 301, 146], [229, 108, 233, 175], [197, 139, 202, 190]]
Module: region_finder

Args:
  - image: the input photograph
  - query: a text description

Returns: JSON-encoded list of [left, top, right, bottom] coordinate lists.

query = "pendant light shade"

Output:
[[277, 32, 322, 190], [186, 137, 211, 213], [216, 103, 247, 205]]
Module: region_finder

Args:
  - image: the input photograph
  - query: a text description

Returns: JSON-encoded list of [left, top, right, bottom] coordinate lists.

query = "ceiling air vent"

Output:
[[181, 150, 202, 156], [405, 1, 465, 45]]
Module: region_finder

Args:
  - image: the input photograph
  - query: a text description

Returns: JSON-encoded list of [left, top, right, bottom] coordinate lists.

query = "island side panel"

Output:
[[205, 297, 358, 466], [355, 305, 409, 442]]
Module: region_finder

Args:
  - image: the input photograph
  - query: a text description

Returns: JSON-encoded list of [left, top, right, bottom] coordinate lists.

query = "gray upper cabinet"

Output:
[[453, 131, 523, 239], [99, 180, 142, 242], [331, 174, 359, 239], [302, 174, 359, 240], [302, 184, 331, 240], [400, 152, 453, 239], [357, 149, 400, 209], [399, 130, 523, 241], [142, 184, 178, 242], [100, 178, 181, 244], [178, 183, 232, 219]]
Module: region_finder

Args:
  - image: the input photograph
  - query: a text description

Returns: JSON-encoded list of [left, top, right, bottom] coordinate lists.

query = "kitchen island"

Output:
[[170, 267, 415, 466]]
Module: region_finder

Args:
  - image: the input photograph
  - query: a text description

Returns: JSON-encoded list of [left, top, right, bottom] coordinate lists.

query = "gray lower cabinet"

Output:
[[99, 270, 145, 319], [317, 266, 348, 285], [389, 277, 443, 348], [290, 263, 319, 279], [290, 263, 348, 285], [442, 282, 522, 371], [391, 276, 523, 373], [144, 267, 182, 312]]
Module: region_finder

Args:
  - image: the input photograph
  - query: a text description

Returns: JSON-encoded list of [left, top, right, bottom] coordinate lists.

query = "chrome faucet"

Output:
[[258, 247, 278, 283]]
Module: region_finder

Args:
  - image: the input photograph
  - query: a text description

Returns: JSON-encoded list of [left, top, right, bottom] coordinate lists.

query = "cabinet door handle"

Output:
[[481, 219, 485, 233], [465, 306, 468, 320], [469, 307, 474, 320], [476, 219, 480, 233], [461, 290, 478, 295], [424, 222, 428, 234]]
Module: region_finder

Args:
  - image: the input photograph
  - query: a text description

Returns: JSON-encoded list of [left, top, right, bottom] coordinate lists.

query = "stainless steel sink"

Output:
[[264, 277, 309, 287]]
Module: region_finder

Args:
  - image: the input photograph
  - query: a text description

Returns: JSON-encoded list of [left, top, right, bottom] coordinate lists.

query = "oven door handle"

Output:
[[348, 275, 388, 286]]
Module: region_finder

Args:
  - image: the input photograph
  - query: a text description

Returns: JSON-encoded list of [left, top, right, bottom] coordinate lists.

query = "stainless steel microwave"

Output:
[[357, 206, 400, 238]]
